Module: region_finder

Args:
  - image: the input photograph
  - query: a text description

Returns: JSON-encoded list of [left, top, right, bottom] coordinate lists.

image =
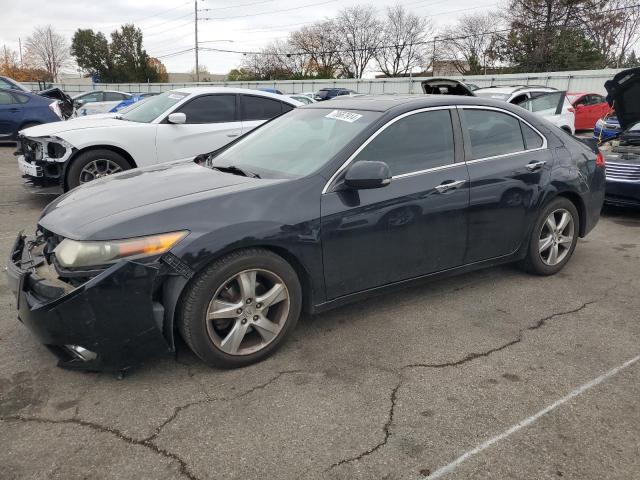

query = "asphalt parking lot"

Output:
[[0, 143, 639, 480]]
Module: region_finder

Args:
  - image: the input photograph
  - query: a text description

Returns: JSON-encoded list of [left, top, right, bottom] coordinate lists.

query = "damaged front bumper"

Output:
[[15, 136, 74, 194], [6, 233, 173, 372]]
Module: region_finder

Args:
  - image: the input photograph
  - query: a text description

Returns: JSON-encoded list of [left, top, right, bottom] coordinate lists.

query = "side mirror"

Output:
[[168, 112, 186, 124], [74, 99, 85, 107], [344, 161, 392, 190], [575, 104, 585, 110]]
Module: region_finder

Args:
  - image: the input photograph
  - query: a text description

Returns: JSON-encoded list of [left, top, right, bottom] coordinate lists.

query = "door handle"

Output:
[[434, 179, 466, 193], [9, 108, 20, 113], [227, 133, 240, 138], [526, 160, 546, 171]]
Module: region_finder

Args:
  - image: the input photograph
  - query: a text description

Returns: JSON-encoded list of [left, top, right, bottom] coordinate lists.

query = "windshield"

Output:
[[519, 92, 564, 116], [120, 90, 188, 123], [473, 91, 510, 101], [209, 108, 381, 179]]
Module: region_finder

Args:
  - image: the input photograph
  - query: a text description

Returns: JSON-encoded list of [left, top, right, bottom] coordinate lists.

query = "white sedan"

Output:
[[17, 87, 302, 192], [72, 90, 133, 116]]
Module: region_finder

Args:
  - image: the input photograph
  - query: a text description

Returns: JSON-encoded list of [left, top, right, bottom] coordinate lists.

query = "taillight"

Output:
[[596, 152, 605, 168]]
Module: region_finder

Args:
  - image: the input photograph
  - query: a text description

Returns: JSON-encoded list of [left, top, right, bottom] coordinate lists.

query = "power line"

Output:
[[200, 0, 275, 11], [201, 0, 339, 20]]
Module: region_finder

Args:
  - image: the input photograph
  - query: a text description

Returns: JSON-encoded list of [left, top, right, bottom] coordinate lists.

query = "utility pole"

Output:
[[194, 0, 199, 83], [18, 38, 23, 67]]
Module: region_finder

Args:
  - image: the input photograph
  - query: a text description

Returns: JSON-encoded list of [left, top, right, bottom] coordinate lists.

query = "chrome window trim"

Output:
[[321, 106, 455, 194], [392, 162, 465, 180], [456, 105, 548, 164]]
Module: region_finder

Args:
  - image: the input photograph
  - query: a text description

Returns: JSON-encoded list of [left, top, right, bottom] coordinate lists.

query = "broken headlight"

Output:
[[54, 231, 188, 268]]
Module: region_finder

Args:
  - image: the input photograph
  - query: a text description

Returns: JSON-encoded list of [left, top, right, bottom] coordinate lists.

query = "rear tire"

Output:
[[66, 149, 130, 190], [178, 248, 302, 369], [521, 197, 580, 275]]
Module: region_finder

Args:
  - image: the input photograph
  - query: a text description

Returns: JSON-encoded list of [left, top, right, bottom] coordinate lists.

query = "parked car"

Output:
[[0, 88, 68, 140], [517, 90, 576, 134], [566, 92, 610, 130], [314, 88, 357, 101], [465, 83, 480, 91], [73, 90, 132, 116], [601, 67, 640, 207], [473, 85, 557, 105], [594, 116, 621, 141], [7, 95, 605, 373], [421, 78, 476, 96], [16, 88, 302, 192], [289, 94, 316, 104], [0, 75, 30, 92], [110, 92, 158, 112]]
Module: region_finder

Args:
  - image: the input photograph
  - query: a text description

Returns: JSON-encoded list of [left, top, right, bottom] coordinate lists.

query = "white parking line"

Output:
[[425, 354, 640, 479]]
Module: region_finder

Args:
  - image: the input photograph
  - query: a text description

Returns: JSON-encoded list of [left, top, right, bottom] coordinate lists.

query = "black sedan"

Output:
[[7, 96, 606, 373]]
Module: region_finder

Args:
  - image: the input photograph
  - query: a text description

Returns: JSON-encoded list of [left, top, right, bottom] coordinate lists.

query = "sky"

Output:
[[0, 0, 499, 76]]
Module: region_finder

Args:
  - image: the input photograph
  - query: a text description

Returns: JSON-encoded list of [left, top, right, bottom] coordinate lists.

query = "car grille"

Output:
[[607, 161, 640, 182]]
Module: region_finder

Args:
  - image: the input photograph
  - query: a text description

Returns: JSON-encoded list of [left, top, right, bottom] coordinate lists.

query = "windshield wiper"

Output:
[[212, 165, 260, 178]]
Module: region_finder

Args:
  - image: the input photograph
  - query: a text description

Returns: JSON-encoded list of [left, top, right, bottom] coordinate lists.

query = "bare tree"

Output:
[[24, 25, 70, 81], [375, 5, 432, 77], [289, 20, 343, 78], [439, 13, 502, 74], [335, 6, 382, 78]]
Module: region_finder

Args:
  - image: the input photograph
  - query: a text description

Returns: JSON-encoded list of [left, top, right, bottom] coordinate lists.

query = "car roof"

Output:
[[169, 86, 301, 104], [301, 94, 527, 113]]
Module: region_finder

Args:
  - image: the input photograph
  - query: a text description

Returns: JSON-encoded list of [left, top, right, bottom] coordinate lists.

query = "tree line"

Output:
[[0, 24, 168, 83], [229, 0, 640, 80]]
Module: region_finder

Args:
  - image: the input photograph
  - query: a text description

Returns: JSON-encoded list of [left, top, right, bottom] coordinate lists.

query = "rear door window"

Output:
[[0, 91, 15, 105], [241, 95, 283, 121], [104, 92, 128, 101], [176, 94, 237, 124], [462, 109, 525, 160], [520, 122, 543, 150], [354, 109, 455, 176]]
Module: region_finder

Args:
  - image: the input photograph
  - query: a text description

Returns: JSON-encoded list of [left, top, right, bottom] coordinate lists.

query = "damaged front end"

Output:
[[15, 135, 75, 193], [6, 229, 188, 373]]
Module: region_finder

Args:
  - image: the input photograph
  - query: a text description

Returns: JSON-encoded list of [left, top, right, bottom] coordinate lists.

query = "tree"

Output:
[[375, 5, 431, 77], [622, 50, 638, 67], [24, 25, 70, 81], [335, 6, 382, 78], [289, 20, 343, 78], [499, 0, 604, 72], [110, 24, 158, 82], [71, 29, 113, 81], [71, 24, 160, 82], [148, 57, 168, 82], [1, 45, 52, 81], [439, 13, 501, 74]]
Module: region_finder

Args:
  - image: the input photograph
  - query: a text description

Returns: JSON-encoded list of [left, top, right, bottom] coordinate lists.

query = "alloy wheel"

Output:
[[538, 208, 574, 266], [205, 269, 290, 355], [79, 159, 123, 184]]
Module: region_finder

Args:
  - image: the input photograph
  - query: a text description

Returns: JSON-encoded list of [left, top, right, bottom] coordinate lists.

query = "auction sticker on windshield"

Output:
[[325, 110, 363, 123]]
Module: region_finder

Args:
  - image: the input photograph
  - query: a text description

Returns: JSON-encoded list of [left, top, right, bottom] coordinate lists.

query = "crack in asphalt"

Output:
[[325, 297, 603, 471], [0, 369, 304, 480], [326, 376, 403, 471], [142, 369, 303, 443], [0, 415, 200, 480]]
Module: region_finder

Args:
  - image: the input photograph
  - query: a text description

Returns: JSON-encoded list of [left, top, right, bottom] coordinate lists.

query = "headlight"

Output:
[[54, 231, 188, 268]]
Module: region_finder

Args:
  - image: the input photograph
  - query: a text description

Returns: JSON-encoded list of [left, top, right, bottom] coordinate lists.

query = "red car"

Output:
[[566, 92, 610, 130]]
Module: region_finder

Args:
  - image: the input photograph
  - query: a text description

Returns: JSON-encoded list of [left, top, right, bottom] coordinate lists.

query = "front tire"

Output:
[[66, 149, 130, 190], [522, 197, 580, 275], [178, 249, 302, 368]]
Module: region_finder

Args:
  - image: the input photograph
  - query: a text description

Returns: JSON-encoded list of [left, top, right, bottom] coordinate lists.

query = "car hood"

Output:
[[37, 87, 75, 119], [39, 161, 269, 240], [22, 116, 140, 138], [604, 67, 640, 131]]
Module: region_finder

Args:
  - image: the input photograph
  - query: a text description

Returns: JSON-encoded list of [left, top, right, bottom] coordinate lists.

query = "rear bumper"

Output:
[[6, 233, 172, 372], [605, 179, 640, 208]]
